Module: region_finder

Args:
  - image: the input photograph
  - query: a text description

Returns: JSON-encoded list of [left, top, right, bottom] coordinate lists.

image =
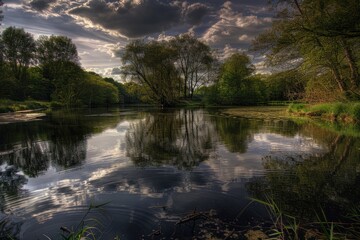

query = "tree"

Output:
[[51, 61, 85, 107], [82, 72, 119, 107], [36, 35, 79, 95], [27, 67, 51, 100], [36, 35, 80, 100], [122, 40, 181, 106], [123, 82, 150, 103], [36, 35, 79, 65], [253, 0, 360, 100], [0, 37, 17, 99], [218, 53, 256, 105], [1, 27, 36, 99], [103, 77, 126, 104], [264, 70, 306, 101], [170, 34, 214, 98]]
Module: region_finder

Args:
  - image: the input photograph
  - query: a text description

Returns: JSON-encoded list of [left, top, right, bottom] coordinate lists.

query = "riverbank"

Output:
[[0, 99, 50, 113], [221, 106, 289, 119], [288, 102, 360, 123]]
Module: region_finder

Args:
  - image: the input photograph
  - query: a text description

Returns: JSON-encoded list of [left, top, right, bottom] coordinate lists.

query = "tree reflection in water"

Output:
[[0, 109, 359, 238], [0, 110, 124, 177], [247, 129, 360, 223], [0, 166, 26, 239], [126, 109, 215, 169], [211, 116, 259, 153]]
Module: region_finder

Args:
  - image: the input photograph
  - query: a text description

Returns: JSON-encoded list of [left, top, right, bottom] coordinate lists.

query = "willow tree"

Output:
[[170, 34, 214, 99], [122, 40, 181, 106]]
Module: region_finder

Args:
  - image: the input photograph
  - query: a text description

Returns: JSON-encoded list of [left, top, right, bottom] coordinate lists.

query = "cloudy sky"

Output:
[[1, 0, 273, 79]]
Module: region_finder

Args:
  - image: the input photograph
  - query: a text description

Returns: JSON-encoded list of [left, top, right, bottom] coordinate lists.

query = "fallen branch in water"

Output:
[[176, 209, 215, 225]]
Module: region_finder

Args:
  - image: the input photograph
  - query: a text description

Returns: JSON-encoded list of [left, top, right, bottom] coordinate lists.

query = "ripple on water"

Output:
[[20, 204, 158, 240]]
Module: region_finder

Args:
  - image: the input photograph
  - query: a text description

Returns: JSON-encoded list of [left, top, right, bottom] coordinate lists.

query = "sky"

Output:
[[0, 0, 273, 80]]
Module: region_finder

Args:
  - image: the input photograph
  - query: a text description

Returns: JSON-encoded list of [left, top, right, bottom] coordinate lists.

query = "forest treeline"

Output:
[[0, 27, 295, 108], [1, 0, 359, 108], [0, 27, 121, 107]]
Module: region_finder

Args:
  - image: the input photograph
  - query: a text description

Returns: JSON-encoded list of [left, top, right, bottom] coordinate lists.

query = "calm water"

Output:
[[0, 108, 359, 239]]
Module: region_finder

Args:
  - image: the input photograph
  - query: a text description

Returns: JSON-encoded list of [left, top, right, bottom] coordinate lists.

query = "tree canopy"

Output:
[[0, 27, 122, 107], [253, 0, 360, 101]]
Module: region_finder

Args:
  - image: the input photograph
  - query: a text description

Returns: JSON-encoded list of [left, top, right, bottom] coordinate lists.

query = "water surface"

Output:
[[0, 108, 359, 239]]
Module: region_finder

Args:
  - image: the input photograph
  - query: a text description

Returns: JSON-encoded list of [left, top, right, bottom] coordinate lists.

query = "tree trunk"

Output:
[[331, 67, 346, 92], [183, 76, 187, 98], [341, 37, 359, 88]]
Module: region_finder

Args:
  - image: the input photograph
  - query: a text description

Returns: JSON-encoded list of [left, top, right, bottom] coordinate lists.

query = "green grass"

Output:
[[288, 102, 360, 122], [44, 202, 116, 240], [252, 195, 360, 240], [0, 99, 51, 113]]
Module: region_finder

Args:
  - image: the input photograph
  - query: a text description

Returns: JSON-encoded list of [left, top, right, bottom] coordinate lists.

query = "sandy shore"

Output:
[[0, 110, 46, 124]]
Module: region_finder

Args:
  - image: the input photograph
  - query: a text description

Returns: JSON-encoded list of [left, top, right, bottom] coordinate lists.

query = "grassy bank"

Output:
[[0, 99, 51, 113], [288, 102, 360, 123]]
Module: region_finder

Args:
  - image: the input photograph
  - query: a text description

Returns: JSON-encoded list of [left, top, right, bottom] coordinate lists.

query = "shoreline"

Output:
[[288, 102, 360, 124], [0, 110, 46, 124]]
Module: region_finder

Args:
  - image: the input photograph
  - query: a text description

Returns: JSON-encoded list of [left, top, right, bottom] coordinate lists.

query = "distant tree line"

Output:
[[0, 27, 122, 107], [2, 27, 274, 108], [122, 35, 272, 106], [5, 2, 358, 109]]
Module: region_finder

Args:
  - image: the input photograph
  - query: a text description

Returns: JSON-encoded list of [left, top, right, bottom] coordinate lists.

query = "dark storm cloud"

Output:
[[68, 0, 183, 38], [29, 0, 56, 11], [185, 3, 209, 25], [7, 0, 273, 75], [3, 6, 117, 43]]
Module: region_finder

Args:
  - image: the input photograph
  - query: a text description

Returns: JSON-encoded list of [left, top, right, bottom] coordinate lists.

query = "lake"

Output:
[[0, 107, 359, 239]]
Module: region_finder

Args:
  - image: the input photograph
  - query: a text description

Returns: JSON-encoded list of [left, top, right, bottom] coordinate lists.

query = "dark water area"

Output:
[[0, 108, 360, 239]]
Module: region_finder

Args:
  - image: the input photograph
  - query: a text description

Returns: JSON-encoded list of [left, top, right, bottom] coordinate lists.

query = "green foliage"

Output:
[[201, 53, 267, 105], [82, 73, 119, 107], [103, 77, 126, 103], [51, 62, 86, 107], [197, 85, 220, 105], [351, 103, 360, 119], [0, 27, 122, 109], [122, 40, 181, 106], [122, 82, 151, 104], [170, 34, 215, 98], [253, 0, 360, 102], [36, 35, 79, 66], [264, 70, 306, 101], [122, 37, 217, 105], [27, 67, 51, 100], [288, 102, 360, 122], [1, 27, 36, 100], [287, 103, 307, 114], [251, 196, 300, 240], [304, 73, 345, 103], [0, 65, 17, 100]]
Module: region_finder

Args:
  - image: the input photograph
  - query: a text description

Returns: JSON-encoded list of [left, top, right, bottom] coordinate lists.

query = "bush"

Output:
[[350, 103, 360, 120], [288, 103, 307, 113], [330, 102, 346, 116]]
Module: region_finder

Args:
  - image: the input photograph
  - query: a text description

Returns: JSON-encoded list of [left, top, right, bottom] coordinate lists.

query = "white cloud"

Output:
[[202, 1, 272, 48], [238, 34, 251, 42]]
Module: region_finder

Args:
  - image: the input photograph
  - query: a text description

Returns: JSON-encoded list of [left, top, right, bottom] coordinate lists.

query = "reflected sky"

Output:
[[0, 108, 339, 239]]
